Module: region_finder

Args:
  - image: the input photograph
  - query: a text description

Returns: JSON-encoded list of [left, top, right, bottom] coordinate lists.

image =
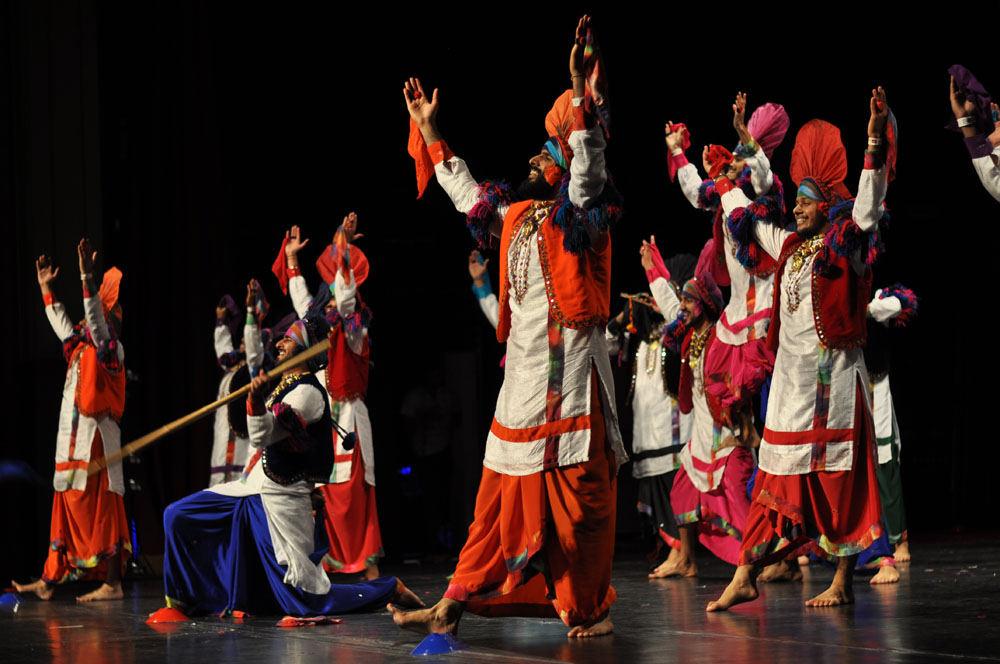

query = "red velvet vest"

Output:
[[496, 199, 612, 342], [325, 327, 369, 402], [766, 234, 872, 353]]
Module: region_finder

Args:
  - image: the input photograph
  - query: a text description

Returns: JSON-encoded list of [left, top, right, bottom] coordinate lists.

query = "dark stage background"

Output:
[[2, 2, 995, 580]]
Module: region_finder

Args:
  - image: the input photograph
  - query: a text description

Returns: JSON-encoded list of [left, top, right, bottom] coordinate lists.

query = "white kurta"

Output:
[[867, 291, 904, 464], [734, 166, 888, 476], [628, 337, 688, 479], [972, 147, 1000, 202], [209, 325, 251, 487], [46, 294, 126, 495], [675, 146, 778, 345], [246, 380, 332, 595]]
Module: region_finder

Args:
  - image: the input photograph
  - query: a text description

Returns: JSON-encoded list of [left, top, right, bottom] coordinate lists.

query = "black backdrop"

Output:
[[3, 2, 995, 580]]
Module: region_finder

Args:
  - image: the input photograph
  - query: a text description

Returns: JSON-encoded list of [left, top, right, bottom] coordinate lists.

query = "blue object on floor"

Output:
[[410, 632, 469, 656], [0, 592, 23, 614]]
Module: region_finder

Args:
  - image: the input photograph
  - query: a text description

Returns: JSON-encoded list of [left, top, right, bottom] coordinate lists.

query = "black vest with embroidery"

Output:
[[261, 373, 334, 485]]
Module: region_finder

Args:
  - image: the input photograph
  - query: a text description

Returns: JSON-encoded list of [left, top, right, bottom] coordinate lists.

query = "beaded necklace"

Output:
[[644, 320, 667, 376], [509, 201, 552, 305], [265, 371, 308, 410], [785, 235, 824, 313]]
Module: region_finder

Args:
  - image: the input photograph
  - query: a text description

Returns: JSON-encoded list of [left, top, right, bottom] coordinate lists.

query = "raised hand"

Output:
[[640, 235, 657, 272], [665, 122, 687, 152], [342, 212, 363, 243], [246, 279, 258, 308], [570, 15, 591, 97], [78, 238, 96, 275], [285, 225, 309, 257], [216, 304, 229, 320], [733, 91, 751, 143], [249, 374, 269, 402], [949, 75, 977, 120], [36, 255, 59, 292], [403, 77, 442, 145], [702, 146, 712, 176], [468, 250, 489, 281], [868, 86, 889, 138]]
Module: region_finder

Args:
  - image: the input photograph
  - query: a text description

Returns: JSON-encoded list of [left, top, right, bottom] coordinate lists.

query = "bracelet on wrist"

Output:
[[957, 115, 976, 128], [867, 137, 882, 147]]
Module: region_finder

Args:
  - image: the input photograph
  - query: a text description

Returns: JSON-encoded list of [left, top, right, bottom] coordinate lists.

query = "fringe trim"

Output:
[[879, 284, 918, 327], [726, 174, 786, 274], [271, 402, 312, 452], [466, 180, 514, 250], [549, 172, 625, 254], [815, 202, 889, 274], [326, 302, 372, 335]]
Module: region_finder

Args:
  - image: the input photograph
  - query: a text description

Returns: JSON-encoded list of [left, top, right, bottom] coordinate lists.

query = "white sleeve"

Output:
[[45, 300, 75, 342], [867, 290, 903, 323], [435, 155, 484, 215], [288, 274, 313, 319], [244, 318, 263, 373], [247, 383, 327, 448], [973, 154, 1000, 202], [852, 167, 888, 233], [649, 277, 681, 322], [568, 124, 608, 208], [722, 185, 791, 259], [335, 269, 364, 354], [84, 293, 112, 347], [214, 324, 234, 359], [479, 293, 499, 330], [745, 148, 774, 197], [604, 324, 621, 355], [675, 161, 703, 210]]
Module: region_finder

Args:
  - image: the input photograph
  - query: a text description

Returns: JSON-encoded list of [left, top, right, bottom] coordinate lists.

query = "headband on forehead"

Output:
[[681, 275, 723, 321], [285, 319, 311, 349], [542, 137, 570, 171]]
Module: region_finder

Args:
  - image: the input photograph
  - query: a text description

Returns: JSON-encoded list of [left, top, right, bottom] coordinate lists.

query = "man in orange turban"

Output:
[[395, 15, 625, 638], [14, 239, 130, 602]]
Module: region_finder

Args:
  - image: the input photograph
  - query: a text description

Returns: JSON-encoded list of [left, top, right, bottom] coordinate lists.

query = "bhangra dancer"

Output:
[[394, 15, 626, 637], [160, 307, 421, 615], [274, 214, 384, 580], [14, 240, 130, 602], [708, 86, 893, 611], [605, 245, 694, 571]]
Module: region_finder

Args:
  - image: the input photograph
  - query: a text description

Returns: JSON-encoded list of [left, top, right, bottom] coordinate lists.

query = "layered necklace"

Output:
[[266, 371, 307, 410], [785, 235, 824, 313], [644, 321, 667, 376], [509, 201, 552, 305], [686, 326, 711, 395]]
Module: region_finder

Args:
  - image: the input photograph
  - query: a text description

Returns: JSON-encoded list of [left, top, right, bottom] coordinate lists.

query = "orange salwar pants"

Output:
[[444, 374, 617, 627], [320, 442, 384, 574], [43, 430, 130, 584]]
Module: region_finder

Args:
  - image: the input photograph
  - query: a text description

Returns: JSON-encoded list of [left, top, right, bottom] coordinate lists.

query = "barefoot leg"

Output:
[[706, 565, 759, 612], [805, 554, 856, 607], [77, 583, 124, 602], [388, 597, 463, 635], [567, 611, 614, 638], [391, 579, 427, 608], [869, 559, 900, 585], [364, 563, 381, 581], [893, 540, 910, 563], [11, 578, 54, 601], [648, 525, 698, 578]]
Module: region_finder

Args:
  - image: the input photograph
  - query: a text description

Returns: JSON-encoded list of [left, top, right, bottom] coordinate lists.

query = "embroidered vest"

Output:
[[72, 342, 126, 423], [677, 326, 725, 423], [261, 373, 334, 485], [325, 327, 369, 402], [496, 199, 612, 342], [766, 234, 872, 353]]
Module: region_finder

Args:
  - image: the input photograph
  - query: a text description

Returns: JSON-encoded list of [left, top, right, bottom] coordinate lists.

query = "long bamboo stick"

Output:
[[87, 338, 331, 475]]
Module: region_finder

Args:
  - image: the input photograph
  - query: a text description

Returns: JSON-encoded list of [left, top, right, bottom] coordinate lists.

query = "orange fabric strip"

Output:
[[55, 460, 89, 471], [490, 413, 592, 443]]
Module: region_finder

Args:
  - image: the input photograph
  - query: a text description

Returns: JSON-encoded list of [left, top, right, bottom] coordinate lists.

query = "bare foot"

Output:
[[797, 555, 811, 567], [391, 581, 426, 608], [869, 565, 900, 585], [76, 583, 124, 602], [804, 584, 854, 607], [893, 541, 910, 563], [388, 598, 462, 635], [706, 571, 758, 612], [567, 612, 614, 638], [648, 549, 697, 578], [364, 564, 381, 581], [12, 579, 53, 600], [758, 560, 802, 583]]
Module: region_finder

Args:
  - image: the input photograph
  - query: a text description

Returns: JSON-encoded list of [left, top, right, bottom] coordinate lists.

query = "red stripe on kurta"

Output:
[[490, 414, 592, 443], [763, 427, 854, 444]]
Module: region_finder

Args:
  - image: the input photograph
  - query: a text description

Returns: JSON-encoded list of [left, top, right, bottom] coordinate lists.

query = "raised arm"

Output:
[[666, 122, 703, 209], [641, 236, 681, 322], [951, 76, 1000, 200], [244, 280, 265, 373], [469, 250, 499, 329], [733, 92, 774, 196], [567, 15, 608, 209], [37, 255, 74, 342], [853, 86, 889, 232], [78, 239, 112, 347], [214, 304, 235, 360], [283, 225, 313, 318]]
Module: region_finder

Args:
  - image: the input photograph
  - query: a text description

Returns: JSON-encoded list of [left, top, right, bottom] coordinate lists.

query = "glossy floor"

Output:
[[5, 535, 998, 663]]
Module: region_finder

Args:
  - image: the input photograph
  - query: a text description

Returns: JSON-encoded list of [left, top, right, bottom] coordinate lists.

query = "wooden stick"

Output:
[[87, 338, 331, 475]]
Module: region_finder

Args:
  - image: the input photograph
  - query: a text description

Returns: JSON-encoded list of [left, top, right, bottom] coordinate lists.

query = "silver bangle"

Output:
[[867, 137, 882, 146], [957, 115, 976, 128]]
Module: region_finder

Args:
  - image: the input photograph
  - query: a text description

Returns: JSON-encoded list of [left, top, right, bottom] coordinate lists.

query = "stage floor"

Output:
[[6, 535, 998, 663]]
